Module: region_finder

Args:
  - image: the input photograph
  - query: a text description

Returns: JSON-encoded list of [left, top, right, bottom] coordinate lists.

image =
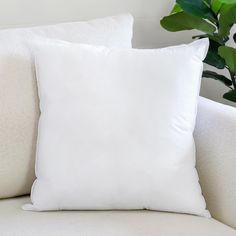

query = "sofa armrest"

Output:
[[194, 97, 236, 228]]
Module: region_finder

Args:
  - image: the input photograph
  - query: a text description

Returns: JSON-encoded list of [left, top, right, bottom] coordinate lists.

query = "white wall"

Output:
[[0, 0, 193, 48], [0, 0, 234, 105]]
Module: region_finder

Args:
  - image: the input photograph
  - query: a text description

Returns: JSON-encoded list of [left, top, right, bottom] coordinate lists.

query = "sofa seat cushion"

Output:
[[0, 197, 235, 236]]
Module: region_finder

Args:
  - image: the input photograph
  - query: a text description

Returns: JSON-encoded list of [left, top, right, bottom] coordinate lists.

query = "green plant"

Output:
[[160, 0, 236, 102]]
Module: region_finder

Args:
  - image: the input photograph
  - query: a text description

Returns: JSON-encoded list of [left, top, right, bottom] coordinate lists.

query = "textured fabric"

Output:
[[23, 39, 209, 216], [0, 14, 134, 199], [0, 196, 235, 236], [194, 97, 236, 229]]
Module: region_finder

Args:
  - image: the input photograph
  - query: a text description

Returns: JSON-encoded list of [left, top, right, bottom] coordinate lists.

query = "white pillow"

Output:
[[0, 14, 134, 199], [23, 39, 210, 217]]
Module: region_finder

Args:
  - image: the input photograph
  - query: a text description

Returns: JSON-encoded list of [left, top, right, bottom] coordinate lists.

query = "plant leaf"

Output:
[[223, 90, 236, 102], [211, 0, 223, 13], [203, 70, 232, 86], [204, 50, 226, 68], [218, 46, 236, 72], [176, 0, 217, 22], [217, 0, 236, 3], [193, 33, 228, 44], [160, 12, 216, 34], [204, 39, 226, 69], [219, 4, 236, 37], [171, 3, 183, 14], [208, 34, 229, 44]]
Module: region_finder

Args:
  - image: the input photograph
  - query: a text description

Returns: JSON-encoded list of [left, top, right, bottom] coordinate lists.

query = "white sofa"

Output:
[[0, 97, 235, 235]]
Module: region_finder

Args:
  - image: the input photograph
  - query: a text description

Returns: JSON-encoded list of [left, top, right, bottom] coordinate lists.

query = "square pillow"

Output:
[[0, 14, 133, 199], [23, 39, 210, 217]]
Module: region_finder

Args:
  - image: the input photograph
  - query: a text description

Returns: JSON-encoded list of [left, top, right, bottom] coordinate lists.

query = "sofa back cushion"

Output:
[[0, 14, 133, 199]]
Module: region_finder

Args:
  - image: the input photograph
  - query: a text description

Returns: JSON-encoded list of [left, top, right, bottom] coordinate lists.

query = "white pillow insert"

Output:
[[24, 39, 210, 217]]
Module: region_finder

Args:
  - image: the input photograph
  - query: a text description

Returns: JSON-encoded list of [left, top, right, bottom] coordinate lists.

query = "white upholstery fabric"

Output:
[[0, 14, 133, 199], [0, 196, 235, 236], [194, 97, 236, 229]]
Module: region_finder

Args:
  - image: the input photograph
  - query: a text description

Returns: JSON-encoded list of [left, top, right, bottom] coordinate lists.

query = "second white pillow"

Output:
[[24, 39, 210, 217]]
